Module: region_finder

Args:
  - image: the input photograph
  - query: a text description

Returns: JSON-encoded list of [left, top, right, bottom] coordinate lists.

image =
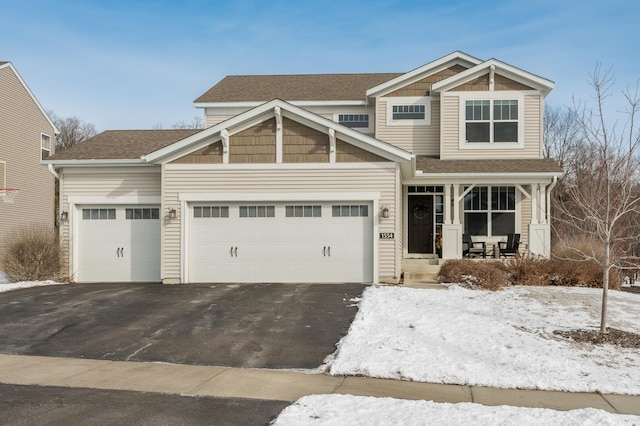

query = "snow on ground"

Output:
[[0, 271, 62, 292], [327, 285, 640, 395], [272, 394, 640, 426]]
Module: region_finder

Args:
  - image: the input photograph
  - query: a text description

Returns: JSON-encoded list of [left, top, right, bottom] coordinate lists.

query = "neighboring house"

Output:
[[0, 61, 57, 255], [45, 51, 562, 284]]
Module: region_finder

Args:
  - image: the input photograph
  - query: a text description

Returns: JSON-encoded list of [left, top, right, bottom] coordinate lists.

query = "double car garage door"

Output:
[[77, 201, 373, 283]]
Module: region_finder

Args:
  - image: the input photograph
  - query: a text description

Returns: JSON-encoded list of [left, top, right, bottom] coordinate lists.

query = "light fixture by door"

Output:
[[59, 211, 68, 222], [381, 206, 390, 218], [168, 208, 177, 220]]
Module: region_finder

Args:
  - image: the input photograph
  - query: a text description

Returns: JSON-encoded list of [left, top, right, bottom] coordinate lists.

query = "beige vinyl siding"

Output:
[[336, 140, 387, 163], [386, 65, 468, 97], [162, 165, 399, 281], [440, 93, 542, 159], [59, 168, 161, 280], [283, 117, 330, 163], [375, 98, 440, 156], [171, 143, 223, 164], [229, 119, 277, 163], [205, 114, 235, 128], [0, 66, 56, 258]]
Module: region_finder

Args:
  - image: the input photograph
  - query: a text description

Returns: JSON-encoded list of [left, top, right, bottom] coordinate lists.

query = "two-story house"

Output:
[[45, 51, 562, 284], [0, 61, 57, 256]]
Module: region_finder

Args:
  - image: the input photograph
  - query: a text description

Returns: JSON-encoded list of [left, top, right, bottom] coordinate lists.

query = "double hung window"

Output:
[[464, 186, 515, 236], [465, 99, 519, 143]]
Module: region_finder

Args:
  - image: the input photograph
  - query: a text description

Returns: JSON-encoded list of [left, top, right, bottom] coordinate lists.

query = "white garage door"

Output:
[[77, 206, 161, 282], [188, 202, 373, 283]]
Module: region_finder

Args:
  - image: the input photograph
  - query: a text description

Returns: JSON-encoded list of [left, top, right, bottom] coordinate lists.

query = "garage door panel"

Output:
[[188, 202, 373, 283], [77, 206, 160, 282]]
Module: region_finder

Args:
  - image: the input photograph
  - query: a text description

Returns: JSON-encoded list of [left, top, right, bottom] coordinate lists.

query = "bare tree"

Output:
[[171, 116, 204, 130], [553, 64, 640, 333], [48, 111, 98, 149], [543, 104, 581, 170]]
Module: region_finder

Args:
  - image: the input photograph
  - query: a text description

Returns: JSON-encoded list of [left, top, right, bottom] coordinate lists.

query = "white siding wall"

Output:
[[205, 114, 235, 128], [440, 93, 543, 159], [59, 167, 161, 280], [375, 98, 440, 155], [162, 165, 399, 282]]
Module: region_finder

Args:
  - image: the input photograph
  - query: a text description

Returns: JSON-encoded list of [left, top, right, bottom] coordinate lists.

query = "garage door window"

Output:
[[239, 205, 275, 218], [332, 205, 369, 217], [193, 206, 229, 218], [126, 208, 160, 220], [285, 205, 321, 217], [82, 208, 116, 220]]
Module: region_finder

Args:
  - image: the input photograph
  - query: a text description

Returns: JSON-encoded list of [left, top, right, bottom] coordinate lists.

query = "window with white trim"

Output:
[[386, 97, 431, 126], [82, 208, 116, 220], [463, 186, 515, 236], [41, 134, 51, 160], [332, 205, 369, 217], [193, 206, 229, 218], [126, 208, 160, 220], [465, 99, 519, 143], [338, 114, 369, 129]]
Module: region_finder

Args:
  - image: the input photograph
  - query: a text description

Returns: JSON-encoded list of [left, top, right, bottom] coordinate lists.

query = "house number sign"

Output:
[[379, 232, 395, 239]]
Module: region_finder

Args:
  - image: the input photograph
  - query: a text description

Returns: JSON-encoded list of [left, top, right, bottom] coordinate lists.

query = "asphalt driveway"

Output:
[[0, 282, 366, 369]]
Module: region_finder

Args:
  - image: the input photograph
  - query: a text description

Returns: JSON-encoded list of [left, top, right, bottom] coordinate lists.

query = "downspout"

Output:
[[47, 163, 59, 180]]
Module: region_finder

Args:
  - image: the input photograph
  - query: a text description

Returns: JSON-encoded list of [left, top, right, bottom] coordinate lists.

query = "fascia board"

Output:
[[365, 51, 483, 98], [194, 100, 367, 109], [157, 98, 412, 164], [42, 159, 151, 167], [412, 171, 563, 180], [432, 59, 554, 93], [3, 62, 59, 134]]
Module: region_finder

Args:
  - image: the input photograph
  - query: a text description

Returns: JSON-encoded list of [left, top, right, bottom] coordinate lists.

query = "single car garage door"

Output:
[[188, 202, 373, 283], [77, 205, 161, 282]]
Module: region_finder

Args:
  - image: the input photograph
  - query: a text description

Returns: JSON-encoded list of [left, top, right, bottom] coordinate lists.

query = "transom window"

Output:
[[285, 205, 321, 217], [126, 208, 160, 220], [193, 206, 229, 218], [338, 114, 369, 128], [332, 205, 369, 217], [464, 186, 515, 236], [465, 99, 519, 143], [392, 104, 425, 120], [83, 208, 116, 220], [41, 134, 51, 160], [239, 205, 275, 218], [408, 186, 444, 193]]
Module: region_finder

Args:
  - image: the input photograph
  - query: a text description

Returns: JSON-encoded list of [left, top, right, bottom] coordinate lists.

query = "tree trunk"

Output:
[[600, 243, 610, 334]]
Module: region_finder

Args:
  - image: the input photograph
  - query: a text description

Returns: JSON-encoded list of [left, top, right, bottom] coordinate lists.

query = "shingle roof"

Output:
[[48, 129, 200, 160], [194, 73, 402, 103], [415, 156, 563, 174]]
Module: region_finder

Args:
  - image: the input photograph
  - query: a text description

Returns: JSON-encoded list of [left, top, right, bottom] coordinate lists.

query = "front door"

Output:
[[408, 195, 434, 254]]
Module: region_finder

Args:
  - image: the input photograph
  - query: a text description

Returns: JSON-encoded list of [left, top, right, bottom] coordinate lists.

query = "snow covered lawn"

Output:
[[0, 272, 63, 292], [327, 285, 640, 395], [273, 394, 639, 426]]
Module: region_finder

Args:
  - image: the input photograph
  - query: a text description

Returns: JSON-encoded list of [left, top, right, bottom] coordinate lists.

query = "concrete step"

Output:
[[404, 273, 439, 283]]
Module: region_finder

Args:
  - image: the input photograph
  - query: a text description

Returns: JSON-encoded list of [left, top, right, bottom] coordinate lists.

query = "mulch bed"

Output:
[[554, 328, 640, 349]]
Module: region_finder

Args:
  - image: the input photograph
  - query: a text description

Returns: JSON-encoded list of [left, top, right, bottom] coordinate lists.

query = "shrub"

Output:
[[549, 243, 621, 289], [438, 259, 508, 291], [0, 224, 60, 282], [504, 254, 549, 287]]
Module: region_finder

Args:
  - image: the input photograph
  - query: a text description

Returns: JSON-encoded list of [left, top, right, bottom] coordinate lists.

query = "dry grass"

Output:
[[437, 259, 508, 291], [0, 224, 60, 282]]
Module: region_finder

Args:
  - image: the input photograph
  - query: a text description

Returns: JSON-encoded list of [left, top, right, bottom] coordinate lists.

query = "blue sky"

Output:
[[1, 0, 638, 131]]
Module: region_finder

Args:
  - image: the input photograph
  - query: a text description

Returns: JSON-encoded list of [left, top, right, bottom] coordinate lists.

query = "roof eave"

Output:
[[194, 100, 368, 109], [43, 159, 152, 167]]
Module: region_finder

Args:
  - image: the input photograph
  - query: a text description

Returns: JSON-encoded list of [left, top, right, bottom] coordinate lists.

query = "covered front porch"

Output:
[[403, 157, 563, 260]]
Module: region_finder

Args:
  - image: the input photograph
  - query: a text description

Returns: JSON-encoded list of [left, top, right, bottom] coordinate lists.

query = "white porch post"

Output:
[[528, 182, 551, 258], [442, 184, 462, 259]]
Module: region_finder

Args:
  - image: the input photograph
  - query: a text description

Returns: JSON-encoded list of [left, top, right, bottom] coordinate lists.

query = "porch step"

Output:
[[402, 259, 446, 289]]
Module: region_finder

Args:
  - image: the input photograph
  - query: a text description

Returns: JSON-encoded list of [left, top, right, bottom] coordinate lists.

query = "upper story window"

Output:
[[386, 96, 431, 127], [41, 134, 51, 160], [462, 95, 522, 146], [338, 114, 369, 128]]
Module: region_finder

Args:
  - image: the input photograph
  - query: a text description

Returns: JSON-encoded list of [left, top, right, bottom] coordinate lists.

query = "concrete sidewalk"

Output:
[[0, 354, 638, 415]]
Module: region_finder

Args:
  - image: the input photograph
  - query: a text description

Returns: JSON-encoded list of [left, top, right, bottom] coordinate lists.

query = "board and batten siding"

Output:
[[162, 165, 399, 283], [59, 168, 161, 280], [0, 65, 56, 258], [375, 98, 440, 156], [440, 94, 542, 159]]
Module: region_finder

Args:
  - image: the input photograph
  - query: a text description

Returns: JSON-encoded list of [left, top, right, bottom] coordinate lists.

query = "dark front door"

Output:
[[408, 195, 434, 254]]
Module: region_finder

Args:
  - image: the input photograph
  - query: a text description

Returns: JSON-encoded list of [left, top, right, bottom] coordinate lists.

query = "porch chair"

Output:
[[498, 233, 521, 257], [462, 233, 486, 258]]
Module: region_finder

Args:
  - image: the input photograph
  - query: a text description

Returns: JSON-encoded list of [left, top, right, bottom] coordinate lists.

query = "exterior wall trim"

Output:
[[166, 162, 397, 171]]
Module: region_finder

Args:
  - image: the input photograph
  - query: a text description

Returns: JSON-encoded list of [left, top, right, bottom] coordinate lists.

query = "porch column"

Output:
[[539, 184, 547, 224], [529, 183, 551, 257], [530, 184, 539, 225], [442, 184, 462, 259]]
